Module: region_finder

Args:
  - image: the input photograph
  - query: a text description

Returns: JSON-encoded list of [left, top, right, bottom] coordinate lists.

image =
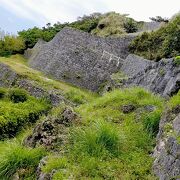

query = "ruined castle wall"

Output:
[[29, 27, 135, 91]]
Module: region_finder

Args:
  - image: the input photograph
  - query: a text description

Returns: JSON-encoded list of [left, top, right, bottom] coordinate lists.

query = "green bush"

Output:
[[0, 141, 46, 179], [124, 18, 138, 33], [0, 87, 6, 99], [174, 56, 180, 66], [0, 88, 50, 139], [129, 14, 180, 60], [0, 35, 25, 57], [9, 88, 28, 103]]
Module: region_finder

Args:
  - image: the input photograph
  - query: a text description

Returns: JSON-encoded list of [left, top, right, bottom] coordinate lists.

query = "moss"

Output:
[[159, 68, 165, 76]]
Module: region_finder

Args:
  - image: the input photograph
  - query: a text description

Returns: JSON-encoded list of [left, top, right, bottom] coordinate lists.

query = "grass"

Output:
[[168, 90, 180, 109], [71, 120, 123, 157], [0, 139, 46, 179], [174, 56, 180, 66], [0, 55, 98, 104], [0, 55, 171, 179], [41, 87, 163, 179]]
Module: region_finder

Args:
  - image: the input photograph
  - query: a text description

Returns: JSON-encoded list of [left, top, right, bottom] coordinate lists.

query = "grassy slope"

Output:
[[43, 88, 164, 179], [0, 55, 169, 179], [0, 55, 98, 104]]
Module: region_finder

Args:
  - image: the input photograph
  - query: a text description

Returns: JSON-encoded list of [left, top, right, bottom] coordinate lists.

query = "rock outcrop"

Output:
[[153, 105, 180, 180], [122, 56, 180, 97], [28, 27, 136, 91], [24, 107, 78, 150], [0, 63, 65, 106]]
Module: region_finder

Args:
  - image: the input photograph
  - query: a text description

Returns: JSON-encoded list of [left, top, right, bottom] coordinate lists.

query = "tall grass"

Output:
[[0, 140, 46, 179], [71, 120, 124, 157]]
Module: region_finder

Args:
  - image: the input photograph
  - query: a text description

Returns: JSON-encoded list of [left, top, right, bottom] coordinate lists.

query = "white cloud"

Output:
[[0, 0, 179, 27]]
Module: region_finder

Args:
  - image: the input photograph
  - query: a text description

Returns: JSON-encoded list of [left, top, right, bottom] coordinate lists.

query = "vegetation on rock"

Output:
[[129, 14, 180, 60]]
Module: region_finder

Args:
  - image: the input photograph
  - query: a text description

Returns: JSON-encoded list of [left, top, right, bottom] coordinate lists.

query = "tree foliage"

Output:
[[18, 13, 101, 48], [92, 12, 138, 37], [0, 35, 25, 57], [129, 14, 180, 60]]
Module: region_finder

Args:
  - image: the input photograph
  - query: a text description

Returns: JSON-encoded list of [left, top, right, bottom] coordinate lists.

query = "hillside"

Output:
[[0, 11, 180, 180]]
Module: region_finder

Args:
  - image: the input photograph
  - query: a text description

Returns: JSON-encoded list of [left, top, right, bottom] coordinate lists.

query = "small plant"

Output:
[[159, 68, 165, 76], [0, 87, 6, 99], [174, 56, 180, 66], [9, 88, 28, 103]]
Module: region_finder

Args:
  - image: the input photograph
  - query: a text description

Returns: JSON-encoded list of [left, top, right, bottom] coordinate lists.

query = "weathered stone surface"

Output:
[[121, 104, 136, 113], [37, 157, 54, 180], [0, 63, 19, 87], [28, 27, 136, 91], [123, 57, 180, 97], [121, 54, 154, 77], [153, 107, 180, 180], [138, 21, 163, 32], [24, 107, 78, 150], [24, 39, 46, 59]]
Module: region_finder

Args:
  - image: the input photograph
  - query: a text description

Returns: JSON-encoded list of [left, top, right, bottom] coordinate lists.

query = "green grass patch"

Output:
[[42, 87, 163, 179], [0, 88, 50, 139], [0, 140, 46, 179], [174, 56, 180, 66], [168, 90, 180, 109], [71, 120, 123, 157]]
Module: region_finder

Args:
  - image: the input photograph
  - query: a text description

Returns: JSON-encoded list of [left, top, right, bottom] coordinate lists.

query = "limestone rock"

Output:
[[153, 107, 180, 180], [122, 57, 180, 97], [121, 104, 136, 113], [24, 107, 78, 150]]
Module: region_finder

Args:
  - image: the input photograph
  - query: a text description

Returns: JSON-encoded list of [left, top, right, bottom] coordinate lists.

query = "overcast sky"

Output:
[[0, 0, 179, 33]]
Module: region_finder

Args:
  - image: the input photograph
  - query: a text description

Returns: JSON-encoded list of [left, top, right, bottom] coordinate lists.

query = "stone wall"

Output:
[[120, 54, 154, 77], [28, 27, 135, 91]]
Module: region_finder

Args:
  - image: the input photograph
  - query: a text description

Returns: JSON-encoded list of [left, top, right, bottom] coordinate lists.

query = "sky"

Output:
[[0, 0, 179, 34]]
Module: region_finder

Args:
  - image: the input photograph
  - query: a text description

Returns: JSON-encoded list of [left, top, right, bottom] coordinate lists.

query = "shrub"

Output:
[[0, 87, 6, 99], [129, 14, 180, 60], [0, 88, 50, 139], [72, 120, 123, 157], [92, 12, 128, 37], [124, 18, 138, 33], [0, 35, 25, 57], [9, 88, 28, 103], [174, 56, 180, 66], [0, 141, 46, 179]]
